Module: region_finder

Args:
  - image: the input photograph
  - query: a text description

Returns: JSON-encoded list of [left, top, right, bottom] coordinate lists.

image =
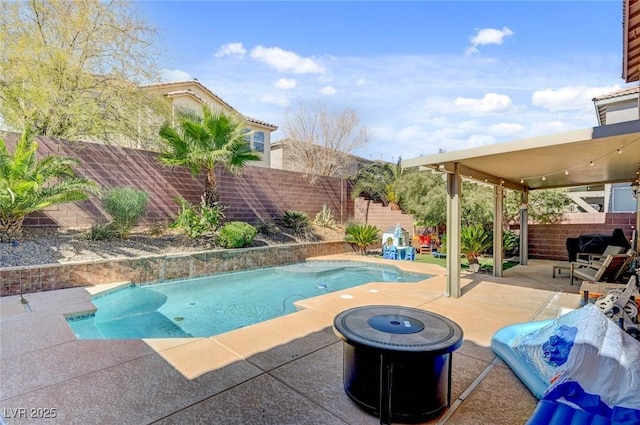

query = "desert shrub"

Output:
[[281, 210, 312, 237], [170, 197, 225, 239], [101, 187, 148, 239], [344, 222, 380, 255], [148, 221, 167, 238], [254, 218, 279, 236], [88, 222, 117, 241], [314, 204, 336, 231], [218, 221, 257, 248]]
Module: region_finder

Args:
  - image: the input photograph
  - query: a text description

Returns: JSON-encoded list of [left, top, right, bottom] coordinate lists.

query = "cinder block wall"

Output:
[[353, 198, 415, 236], [528, 213, 636, 260], [1, 132, 354, 227], [217, 167, 352, 224], [2, 131, 634, 261]]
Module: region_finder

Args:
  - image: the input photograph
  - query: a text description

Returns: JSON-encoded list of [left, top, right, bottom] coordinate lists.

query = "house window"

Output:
[[253, 131, 265, 153], [243, 129, 265, 153], [611, 186, 635, 212]]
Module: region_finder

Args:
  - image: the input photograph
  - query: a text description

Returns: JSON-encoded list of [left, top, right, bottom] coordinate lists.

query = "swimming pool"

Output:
[[66, 261, 430, 339]]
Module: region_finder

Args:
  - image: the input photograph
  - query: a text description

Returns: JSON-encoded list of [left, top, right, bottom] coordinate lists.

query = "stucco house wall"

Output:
[[142, 80, 277, 168]]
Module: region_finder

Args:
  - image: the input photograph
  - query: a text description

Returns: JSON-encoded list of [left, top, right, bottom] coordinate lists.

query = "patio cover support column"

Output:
[[634, 191, 640, 251], [519, 190, 529, 265], [445, 164, 462, 298], [493, 184, 504, 277]]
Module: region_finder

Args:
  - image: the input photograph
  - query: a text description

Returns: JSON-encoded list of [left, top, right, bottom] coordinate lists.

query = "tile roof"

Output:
[[592, 85, 639, 101], [142, 80, 278, 130]]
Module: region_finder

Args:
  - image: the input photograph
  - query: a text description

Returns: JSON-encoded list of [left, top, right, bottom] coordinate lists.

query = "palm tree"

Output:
[[158, 107, 261, 205], [344, 221, 380, 255], [460, 224, 493, 271], [0, 129, 100, 242], [350, 157, 411, 210]]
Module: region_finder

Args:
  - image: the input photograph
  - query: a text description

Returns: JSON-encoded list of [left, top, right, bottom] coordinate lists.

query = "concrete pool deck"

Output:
[[0, 255, 581, 424]]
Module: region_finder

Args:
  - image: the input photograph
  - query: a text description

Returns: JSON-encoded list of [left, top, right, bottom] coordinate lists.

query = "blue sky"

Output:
[[137, 1, 628, 162]]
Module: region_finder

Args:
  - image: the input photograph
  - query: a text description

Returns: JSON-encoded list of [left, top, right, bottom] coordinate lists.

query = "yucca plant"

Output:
[[344, 222, 380, 255], [460, 224, 492, 269], [0, 128, 100, 242]]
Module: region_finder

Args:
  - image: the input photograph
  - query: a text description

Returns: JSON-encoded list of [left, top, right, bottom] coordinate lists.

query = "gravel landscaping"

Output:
[[0, 226, 345, 268]]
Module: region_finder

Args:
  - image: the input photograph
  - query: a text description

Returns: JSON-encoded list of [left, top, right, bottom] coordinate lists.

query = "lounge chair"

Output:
[[613, 249, 637, 282], [575, 245, 625, 265], [569, 253, 630, 284]]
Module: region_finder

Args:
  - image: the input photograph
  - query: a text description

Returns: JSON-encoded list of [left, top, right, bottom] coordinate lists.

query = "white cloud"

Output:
[[465, 133, 497, 148], [189, 47, 622, 159], [355, 77, 366, 86], [531, 85, 621, 112], [488, 122, 525, 137], [453, 93, 514, 115], [530, 120, 577, 135], [274, 78, 297, 89], [160, 68, 192, 82], [319, 86, 336, 95], [214, 42, 247, 58], [465, 27, 514, 56], [258, 94, 290, 107], [250, 46, 325, 74]]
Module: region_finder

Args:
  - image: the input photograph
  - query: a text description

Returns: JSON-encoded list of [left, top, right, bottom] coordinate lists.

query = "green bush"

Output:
[[503, 230, 519, 254], [88, 222, 117, 241], [344, 222, 380, 255], [218, 221, 257, 248], [101, 186, 148, 239], [170, 197, 225, 239]]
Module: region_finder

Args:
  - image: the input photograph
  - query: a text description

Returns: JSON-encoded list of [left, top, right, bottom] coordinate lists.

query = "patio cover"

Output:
[[402, 120, 640, 298]]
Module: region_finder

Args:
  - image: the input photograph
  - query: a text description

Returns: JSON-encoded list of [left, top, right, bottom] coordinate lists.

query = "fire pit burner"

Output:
[[333, 305, 463, 424]]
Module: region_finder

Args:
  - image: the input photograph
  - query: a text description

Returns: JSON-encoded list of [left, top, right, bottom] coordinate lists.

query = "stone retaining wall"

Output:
[[1, 241, 349, 296]]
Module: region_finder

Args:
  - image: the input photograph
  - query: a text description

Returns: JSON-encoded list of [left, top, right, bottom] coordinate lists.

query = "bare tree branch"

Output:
[[283, 101, 368, 182]]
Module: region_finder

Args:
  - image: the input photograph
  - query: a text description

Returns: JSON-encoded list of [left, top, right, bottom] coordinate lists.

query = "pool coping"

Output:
[[58, 254, 447, 379]]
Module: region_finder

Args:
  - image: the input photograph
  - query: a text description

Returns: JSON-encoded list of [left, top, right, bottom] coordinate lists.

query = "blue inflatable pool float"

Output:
[[491, 319, 554, 399], [491, 314, 640, 425]]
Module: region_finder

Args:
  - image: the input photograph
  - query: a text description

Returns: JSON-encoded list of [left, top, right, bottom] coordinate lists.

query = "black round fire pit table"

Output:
[[333, 305, 463, 425]]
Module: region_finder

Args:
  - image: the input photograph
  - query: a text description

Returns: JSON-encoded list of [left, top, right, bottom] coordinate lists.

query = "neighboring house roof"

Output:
[[592, 86, 639, 125], [271, 138, 375, 166], [623, 0, 640, 82], [142, 79, 278, 130]]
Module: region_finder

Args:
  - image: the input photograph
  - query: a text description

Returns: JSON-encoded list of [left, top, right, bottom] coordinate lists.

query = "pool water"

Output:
[[66, 261, 430, 339]]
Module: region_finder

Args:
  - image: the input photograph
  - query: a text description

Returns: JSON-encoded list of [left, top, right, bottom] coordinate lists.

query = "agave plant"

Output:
[[0, 129, 100, 242], [460, 224, 492, 268], [313, 204, 336, 232], [344, 221, 380, 255]]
